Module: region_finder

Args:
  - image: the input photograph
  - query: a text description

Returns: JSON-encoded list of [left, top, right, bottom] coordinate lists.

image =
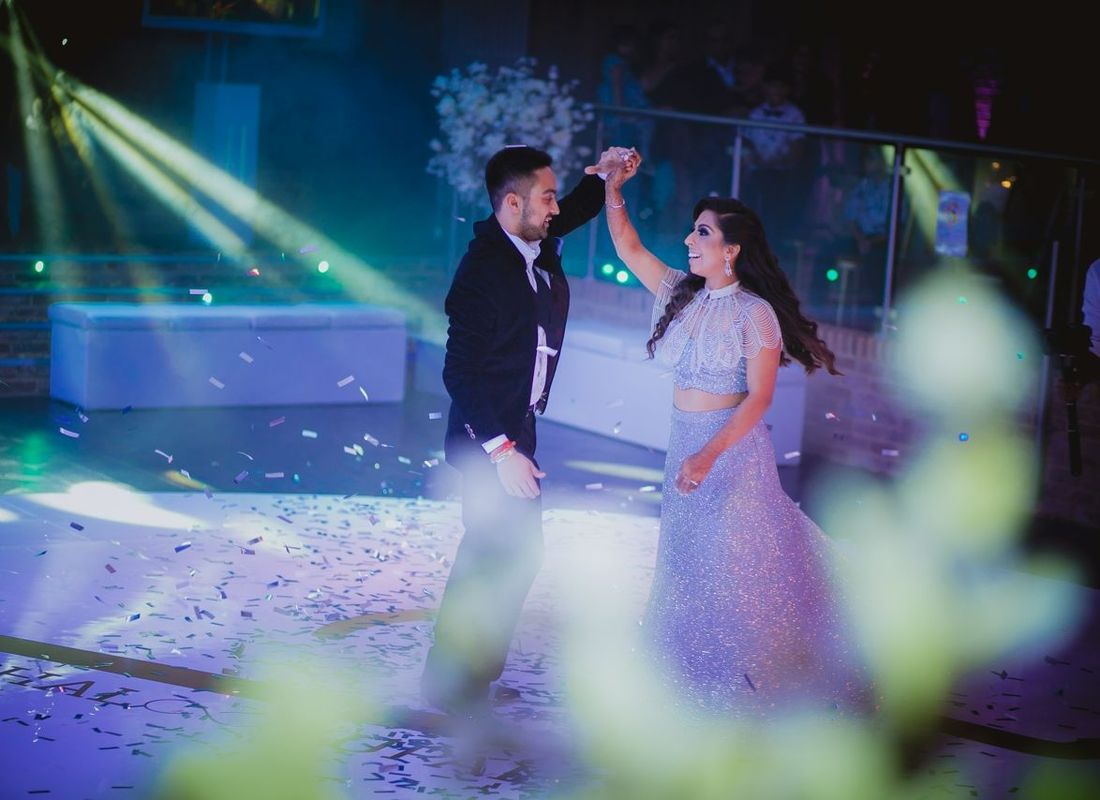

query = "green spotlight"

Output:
[[601, 263, 615, 276], [615, 270, 630, 284], [1026, 268, 1038, 280], [201, 292, 213, 304], [826, 268, 839, 282], [317, 260, 330, 274], [33, 260, 45, 273]]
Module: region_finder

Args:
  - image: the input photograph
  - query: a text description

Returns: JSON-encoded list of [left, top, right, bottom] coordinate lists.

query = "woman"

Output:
[[599, 152, 869, 717]]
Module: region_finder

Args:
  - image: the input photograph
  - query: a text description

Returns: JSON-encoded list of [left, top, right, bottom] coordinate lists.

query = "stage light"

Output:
[[33, 260, 44, 273], [826, 268, 839, 282], [615, 270, 629, 284], [201, 292, 213, 304], [317, 260, 330, 274], [601, 263, 615, 276], [1026, 268, 1038, 280], [1000, 179, 1012, 189], [47, 72, 448, 341]]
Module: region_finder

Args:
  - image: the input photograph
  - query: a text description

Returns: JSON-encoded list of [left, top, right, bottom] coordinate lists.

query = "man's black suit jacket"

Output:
[[443, 174, 605, 468]]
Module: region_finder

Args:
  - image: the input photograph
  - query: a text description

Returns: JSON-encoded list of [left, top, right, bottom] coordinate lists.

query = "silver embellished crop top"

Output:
[[651, 267, 783, 394]]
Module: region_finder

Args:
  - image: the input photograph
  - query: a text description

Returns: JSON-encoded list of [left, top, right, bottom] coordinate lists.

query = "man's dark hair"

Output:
[[485, 146, 553, 212]]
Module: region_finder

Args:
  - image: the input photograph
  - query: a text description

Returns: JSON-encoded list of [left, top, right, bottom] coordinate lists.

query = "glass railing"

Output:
[[578, 105, 1096, 334]]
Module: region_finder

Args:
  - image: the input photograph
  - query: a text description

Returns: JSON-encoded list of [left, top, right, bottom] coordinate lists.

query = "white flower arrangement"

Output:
[[428, 58, 594, 204]]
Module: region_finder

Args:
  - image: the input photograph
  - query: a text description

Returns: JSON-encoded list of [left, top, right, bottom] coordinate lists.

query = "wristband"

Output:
[[489, 440, 517, 464]]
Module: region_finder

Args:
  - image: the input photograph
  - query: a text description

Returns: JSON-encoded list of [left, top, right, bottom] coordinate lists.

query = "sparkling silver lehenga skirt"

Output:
[[644, 406, 870, 717]]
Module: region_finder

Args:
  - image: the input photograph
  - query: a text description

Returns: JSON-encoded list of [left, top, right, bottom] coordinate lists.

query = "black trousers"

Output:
[[423, 414, 543, 702]]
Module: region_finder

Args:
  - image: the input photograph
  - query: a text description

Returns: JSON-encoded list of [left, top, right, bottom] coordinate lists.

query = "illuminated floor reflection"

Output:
[[0, 489, 1097, 796]]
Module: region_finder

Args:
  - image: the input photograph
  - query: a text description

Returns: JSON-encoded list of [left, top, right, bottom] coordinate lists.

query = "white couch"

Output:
[[414, 318, 806, 463], [544, 319, 807, 463], [49, 302, 406, 409]]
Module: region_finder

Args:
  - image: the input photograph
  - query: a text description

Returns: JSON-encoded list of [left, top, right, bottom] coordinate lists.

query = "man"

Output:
[[1084, 258, 1100, 356], [423, 144, 635, 718], [743, 68, 807, 249]]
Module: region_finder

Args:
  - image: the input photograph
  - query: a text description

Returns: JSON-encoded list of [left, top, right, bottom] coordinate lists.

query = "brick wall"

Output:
[[803, 322, 1099, 529], [801, 324, 925, 477]]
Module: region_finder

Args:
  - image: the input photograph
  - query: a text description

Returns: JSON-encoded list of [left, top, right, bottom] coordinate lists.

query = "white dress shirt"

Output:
[[482, 232, 557, 454]]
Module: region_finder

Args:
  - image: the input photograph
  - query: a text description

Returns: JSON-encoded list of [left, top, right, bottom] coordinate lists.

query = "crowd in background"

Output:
[[589, 16, 1061, 326]]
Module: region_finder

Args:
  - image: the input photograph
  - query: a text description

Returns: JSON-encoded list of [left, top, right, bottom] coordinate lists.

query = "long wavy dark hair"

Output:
[[646, 197, 840, 375]]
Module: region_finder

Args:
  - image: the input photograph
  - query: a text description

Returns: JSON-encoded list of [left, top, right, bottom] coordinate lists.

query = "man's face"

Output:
[[517, 167, 560, 241], [764, 80, 789, 107]]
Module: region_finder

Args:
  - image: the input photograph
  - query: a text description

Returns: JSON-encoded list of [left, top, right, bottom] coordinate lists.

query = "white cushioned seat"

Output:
[[49, 302, 406, 409]]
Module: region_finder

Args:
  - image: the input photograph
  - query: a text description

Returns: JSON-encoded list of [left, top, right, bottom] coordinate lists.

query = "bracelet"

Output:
[[489, 440, 517, 464], [606, 198, 626, 209]]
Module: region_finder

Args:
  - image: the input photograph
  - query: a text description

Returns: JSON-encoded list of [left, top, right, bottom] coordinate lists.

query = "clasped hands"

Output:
[[584, 146, 642, 188]]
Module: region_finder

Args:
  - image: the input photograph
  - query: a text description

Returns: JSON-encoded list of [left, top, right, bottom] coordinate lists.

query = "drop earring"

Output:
[[724, 255, 733, 278]]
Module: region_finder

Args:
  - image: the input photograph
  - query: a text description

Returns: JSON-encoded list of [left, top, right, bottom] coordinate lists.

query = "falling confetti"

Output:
[[236, 451, 254, 461], [239, 352, 254, 363], [70, 522, 84, 531], [104, 563, 116, 573], [265, 472, 284, 479], [233, 470, 249, 484], [337, 375, 355, 388], [174, 542, 192, 553], [269, 416, 286, 427], [428, 412, 443, 420], [208, 377, 225, 389], [363, 434, 380, 447], [359, 386, 370, 401], [585, 482, 604, 490], [59, 427, 80, 439], [825, 412, 839, 420], [189, 288, 208, 295], [154, 449, 173, 463], [881, 448, 900, 457], [784, 451, 801, 460], [301, 429, 318, 439], [298, 244, 318, 254]]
